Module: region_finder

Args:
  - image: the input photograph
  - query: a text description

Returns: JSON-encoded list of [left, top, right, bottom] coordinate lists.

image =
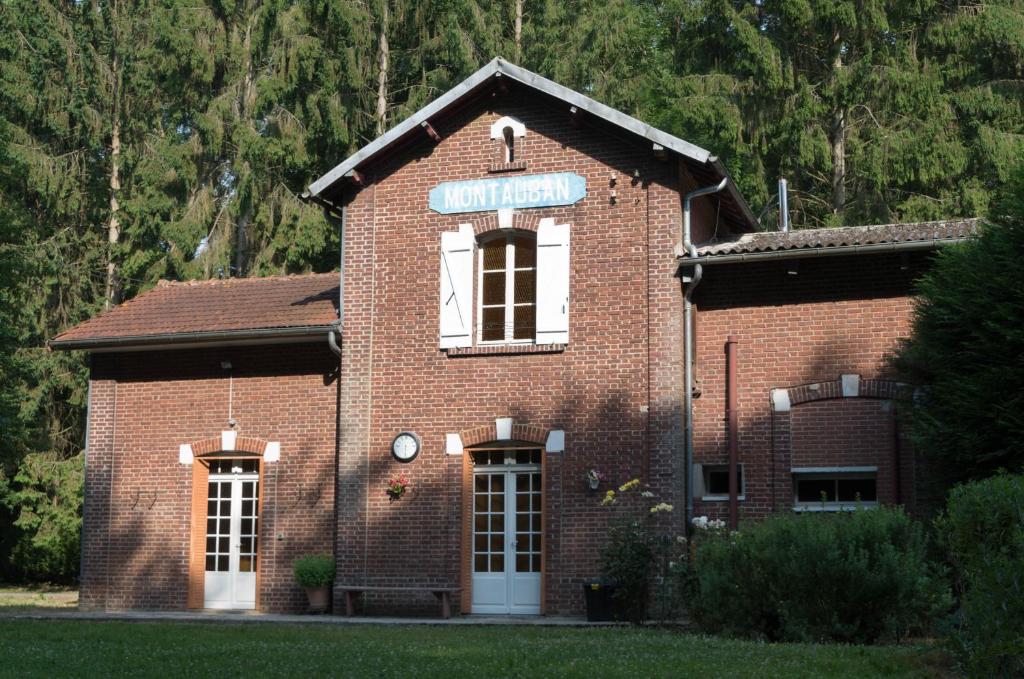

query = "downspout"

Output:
[[684, 176, 728, 533], [726, 335, 739, 530], [323, 205, 346, 357]]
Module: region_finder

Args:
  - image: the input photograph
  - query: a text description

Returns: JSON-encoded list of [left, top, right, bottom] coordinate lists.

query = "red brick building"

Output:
[[52, 59, 976, 615]]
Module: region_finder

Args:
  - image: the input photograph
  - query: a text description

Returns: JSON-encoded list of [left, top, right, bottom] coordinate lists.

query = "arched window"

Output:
[[479, 232, 536, 343]]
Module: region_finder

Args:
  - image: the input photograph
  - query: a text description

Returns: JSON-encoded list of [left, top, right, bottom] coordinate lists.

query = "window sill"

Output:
[[701, 495, 746, 502], [793, 503, 878, 512], [488, 160, 528, 173], [444, 343, 566, 357]]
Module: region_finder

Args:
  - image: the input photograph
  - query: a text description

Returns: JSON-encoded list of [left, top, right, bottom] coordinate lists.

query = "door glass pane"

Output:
[[205, 481, 232, 573]]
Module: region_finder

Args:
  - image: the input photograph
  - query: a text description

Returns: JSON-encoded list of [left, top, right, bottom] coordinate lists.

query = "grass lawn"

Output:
[[0, 619, 952, 678]]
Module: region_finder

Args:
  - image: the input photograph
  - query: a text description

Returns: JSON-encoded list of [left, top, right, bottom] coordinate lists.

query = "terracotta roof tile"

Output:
[[51, 273, 339, 349], [695, 218, 979, 258]]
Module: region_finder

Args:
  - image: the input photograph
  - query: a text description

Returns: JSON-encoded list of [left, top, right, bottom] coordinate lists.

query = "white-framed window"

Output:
[[478, 232, 536, 343], [698, 464, 745, 501], [439, 219, 569, 349], [792, 467, 878, 512]]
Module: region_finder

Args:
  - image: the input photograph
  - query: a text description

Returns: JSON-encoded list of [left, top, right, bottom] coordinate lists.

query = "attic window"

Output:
[[490, 116, 526, 172], [502, 126, 516, 162]]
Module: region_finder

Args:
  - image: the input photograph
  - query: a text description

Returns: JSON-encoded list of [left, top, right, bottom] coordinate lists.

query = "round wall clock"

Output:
[[391, 432, 421, 463]]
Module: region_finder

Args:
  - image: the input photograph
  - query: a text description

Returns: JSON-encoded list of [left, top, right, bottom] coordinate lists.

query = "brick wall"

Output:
[[333, 85, 717, 615], [82, 343, 337, 612], [691, 252, 927, 522]]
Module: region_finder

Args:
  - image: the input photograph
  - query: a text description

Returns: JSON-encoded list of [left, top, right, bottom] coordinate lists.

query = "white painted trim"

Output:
[[793, 503, 878, 513], [178, 444, 194, 465], [446, 433, 464, 455], [263, 441, 280, 463], [841, 373, 861, 397], [490, 116, 526, 139], [495, 418, 513, 440], [771, 388, 791, 412], [221, 430, 237, 452], [545, 429, 564, 453]]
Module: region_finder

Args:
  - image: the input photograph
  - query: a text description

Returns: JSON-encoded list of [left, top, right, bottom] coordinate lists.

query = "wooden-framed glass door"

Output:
[[470, 449, 542, 614], [204, 459, 259, 610]]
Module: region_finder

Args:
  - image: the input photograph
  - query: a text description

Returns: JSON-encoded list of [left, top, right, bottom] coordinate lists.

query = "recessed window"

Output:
[[793, 468, 877, 511], [478, 232, 536, 343], [702, 464, 744, 500], [502, 126, 516, 162]]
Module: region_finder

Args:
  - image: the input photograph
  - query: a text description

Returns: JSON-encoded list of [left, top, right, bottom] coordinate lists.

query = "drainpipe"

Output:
[[683, 176, 728, 533], [726, 335, 739, 530], [323, 205, 346, 357]]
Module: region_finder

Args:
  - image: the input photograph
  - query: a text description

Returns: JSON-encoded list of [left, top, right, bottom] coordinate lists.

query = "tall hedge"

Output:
[[894, 167, 1024, 492], [689, 508, 949, 644], [942, 474, 1024, 677]]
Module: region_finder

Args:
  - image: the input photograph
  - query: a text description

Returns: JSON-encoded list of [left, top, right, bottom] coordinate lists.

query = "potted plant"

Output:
[[585, 468, 606, 491], [386, 473, 410, 501], [293, 554, 335, 613]]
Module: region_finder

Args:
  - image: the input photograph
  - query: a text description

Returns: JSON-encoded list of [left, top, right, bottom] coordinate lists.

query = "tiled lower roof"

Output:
[[695, 218, 979, 258], [51, 273, 340, 350]]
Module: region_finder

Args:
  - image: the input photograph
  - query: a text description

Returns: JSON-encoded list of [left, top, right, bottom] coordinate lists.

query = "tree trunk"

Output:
[[104, 6, 122, 309], [375, 1, 390, 136], [830, 49, 846, 216], [514, 0, 522, 61], [234, 18, 255, 276]]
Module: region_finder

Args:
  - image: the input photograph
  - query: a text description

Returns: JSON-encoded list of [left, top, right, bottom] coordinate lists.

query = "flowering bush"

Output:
[[598, 479, 677, 623], [585, 469, 606, 486], [386, 473, 409, 500]]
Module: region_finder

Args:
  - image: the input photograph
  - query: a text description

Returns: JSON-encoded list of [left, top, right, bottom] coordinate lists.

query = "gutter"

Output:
[[49, 324, 339, 352], [677, 237, 966, 269]]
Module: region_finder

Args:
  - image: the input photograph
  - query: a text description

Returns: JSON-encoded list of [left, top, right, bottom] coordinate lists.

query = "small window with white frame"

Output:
[[700, 464, 745, 501], [479, 232, 536, 343], [792, 467, 878, 511]]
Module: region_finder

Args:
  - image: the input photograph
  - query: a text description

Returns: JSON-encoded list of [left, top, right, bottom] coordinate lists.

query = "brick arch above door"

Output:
[[188, 434, 268, 457]]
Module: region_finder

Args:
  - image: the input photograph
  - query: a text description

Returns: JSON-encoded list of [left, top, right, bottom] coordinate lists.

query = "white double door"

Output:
[[204, 462, 259, 610], [471, 462, 542, 614]]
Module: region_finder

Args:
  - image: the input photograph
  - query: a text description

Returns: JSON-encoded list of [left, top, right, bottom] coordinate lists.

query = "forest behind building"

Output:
[[1, 0, 1022, 580]]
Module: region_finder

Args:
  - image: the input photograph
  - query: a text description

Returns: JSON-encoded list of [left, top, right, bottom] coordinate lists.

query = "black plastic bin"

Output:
[[583, 581, 620, 621]]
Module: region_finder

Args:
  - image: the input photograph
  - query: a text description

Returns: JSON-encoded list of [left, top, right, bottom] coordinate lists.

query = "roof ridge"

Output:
[[157, 271, 339, 287]]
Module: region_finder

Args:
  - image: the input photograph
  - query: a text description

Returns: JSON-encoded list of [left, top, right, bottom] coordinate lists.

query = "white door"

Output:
[[471, 450, 542, 615], [204, 459, 259, 610]]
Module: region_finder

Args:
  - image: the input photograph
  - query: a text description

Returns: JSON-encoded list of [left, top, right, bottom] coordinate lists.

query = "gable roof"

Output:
[[681, 218, 979, 266], [304, 58, 758, 231], [50, 273, 339, 351]]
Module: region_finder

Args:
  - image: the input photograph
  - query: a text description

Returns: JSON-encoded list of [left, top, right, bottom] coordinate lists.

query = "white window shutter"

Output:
[[439, 224, 475, 348], [535, 218, 570, 345]]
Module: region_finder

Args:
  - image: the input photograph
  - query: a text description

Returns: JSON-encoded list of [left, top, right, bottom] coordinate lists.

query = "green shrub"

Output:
[[293, 555, 335, 588], [689, 507, 948, 644], [941, 474, 1024, 677]]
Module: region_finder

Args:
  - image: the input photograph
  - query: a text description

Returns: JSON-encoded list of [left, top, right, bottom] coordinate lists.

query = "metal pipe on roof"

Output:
[[683, 177, 728, 534], [779, 178, 789, 232]]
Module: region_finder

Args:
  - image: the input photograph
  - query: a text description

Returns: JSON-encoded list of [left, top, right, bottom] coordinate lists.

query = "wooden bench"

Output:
[[338, 586, 461, 619]]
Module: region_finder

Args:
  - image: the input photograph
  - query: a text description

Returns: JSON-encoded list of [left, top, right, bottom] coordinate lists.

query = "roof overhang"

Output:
[[49, 324, 338, 353], [676, 236, 967, 271], [304, 58, 758, 230]]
